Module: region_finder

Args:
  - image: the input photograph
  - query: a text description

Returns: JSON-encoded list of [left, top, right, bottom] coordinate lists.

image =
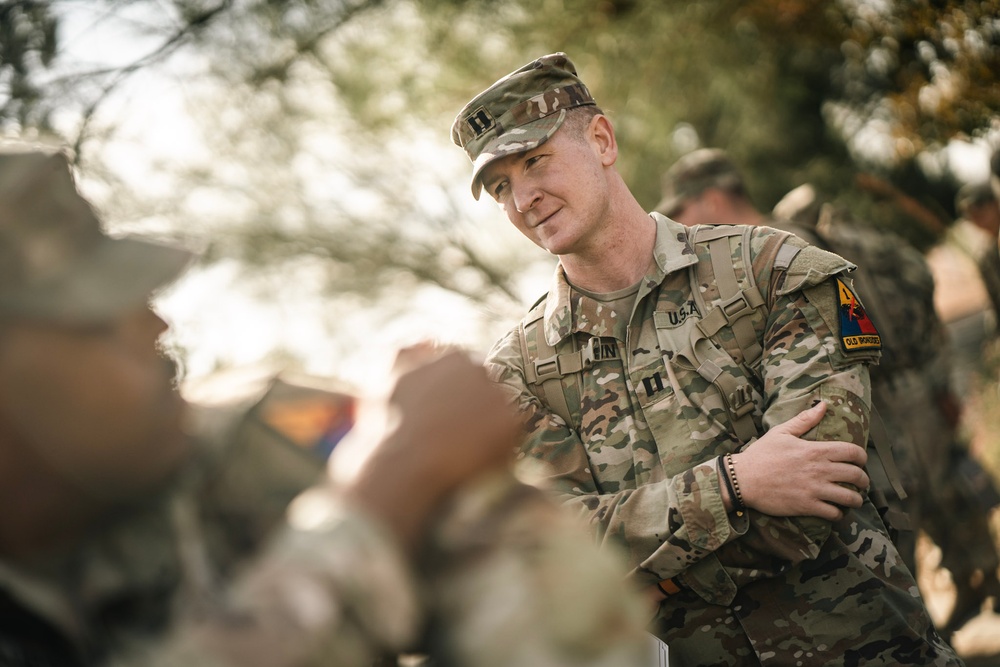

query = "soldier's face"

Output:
[[0, 305, 191, 503], [480, 116, 615, 257]]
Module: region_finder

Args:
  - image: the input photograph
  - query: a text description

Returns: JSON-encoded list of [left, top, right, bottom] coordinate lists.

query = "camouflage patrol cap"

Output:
[[655, 148, 745, 217], [0, 144, 192, 322], [955, 180, 995, 215], [773, 183, 822, 227], [451, 52, 596, 199]]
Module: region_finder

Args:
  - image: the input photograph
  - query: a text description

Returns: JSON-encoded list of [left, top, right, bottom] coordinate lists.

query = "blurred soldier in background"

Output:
[[954, 183, 1000, 321], [771, 183, 1000, 638], [0, 144, 654, 667], [655, 150, 910, 544], [926, 181, 1000, 401], [657, 147, 1000, 636]]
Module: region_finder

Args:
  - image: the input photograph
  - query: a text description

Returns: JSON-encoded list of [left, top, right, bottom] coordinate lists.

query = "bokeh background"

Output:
[[5, 0, 1000, 660]]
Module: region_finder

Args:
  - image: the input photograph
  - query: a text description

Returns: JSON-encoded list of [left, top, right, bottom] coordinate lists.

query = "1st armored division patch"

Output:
[[835, 278, 881, 352]]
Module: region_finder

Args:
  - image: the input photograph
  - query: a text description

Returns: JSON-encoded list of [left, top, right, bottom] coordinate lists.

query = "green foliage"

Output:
[[0, 0, 59, 131], [5, 0, 1000, 343]]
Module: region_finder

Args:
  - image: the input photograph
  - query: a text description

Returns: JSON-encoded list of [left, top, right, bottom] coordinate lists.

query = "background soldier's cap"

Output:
[[955, 180, 996, 215], [773, 183, 822, 227], [451, 52, 596, 200], [655, 148, 744, 217], [0, 144, 193, 322]]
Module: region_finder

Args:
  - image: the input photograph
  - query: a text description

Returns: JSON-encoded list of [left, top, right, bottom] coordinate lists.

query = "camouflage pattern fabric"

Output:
[[486, 214, 961, 665], [0, 375, 652, 667], [118, 479, 653, 667], [774, 209, 1000, 621]]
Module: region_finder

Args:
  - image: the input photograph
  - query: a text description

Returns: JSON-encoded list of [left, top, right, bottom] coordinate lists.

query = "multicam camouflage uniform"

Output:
[[0, 373, 652, 667], [772, 189, 1000, 633], [486, 213, 961, 665]]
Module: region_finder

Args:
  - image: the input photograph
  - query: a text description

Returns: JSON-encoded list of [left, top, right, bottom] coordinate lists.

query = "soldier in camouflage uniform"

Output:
[[659, 149, 1000, 638], [954, 182, 1000, 325], [451, 54, 961, 665], [0, 144, 654, 667], [927, 182, 1000, 401], [774, 183, 1000, 638]]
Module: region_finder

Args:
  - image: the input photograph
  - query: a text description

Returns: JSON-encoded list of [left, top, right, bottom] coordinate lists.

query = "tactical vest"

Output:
[[517, 224, 906, 508]]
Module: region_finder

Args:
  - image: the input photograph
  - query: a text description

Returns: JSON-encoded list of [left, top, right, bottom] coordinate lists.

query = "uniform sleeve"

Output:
[[418, 471, 654, 667], [730, 242, 877, 560], [486, 328, 746, 595], [760, 243, 876, 440], [120, 476, 654, 667], [118, 496, 424, 667]]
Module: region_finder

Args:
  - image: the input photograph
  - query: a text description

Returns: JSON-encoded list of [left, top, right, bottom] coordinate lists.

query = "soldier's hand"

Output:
[[727, 402, 869, 522], [334, 344, 523, 550]]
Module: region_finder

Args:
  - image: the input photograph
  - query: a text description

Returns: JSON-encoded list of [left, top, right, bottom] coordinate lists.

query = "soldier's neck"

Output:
[[561, 200, 656, 293]]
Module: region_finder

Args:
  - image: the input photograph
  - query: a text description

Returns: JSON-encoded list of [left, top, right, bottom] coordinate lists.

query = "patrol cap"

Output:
[[655, 148, 744, 217], [451, 52, 596, 200], [955, 180, 995, 215], [0, 144, 193, 322]]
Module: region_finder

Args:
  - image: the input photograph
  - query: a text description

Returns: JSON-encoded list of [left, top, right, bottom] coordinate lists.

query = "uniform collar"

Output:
[[540, 213, 699, 346]]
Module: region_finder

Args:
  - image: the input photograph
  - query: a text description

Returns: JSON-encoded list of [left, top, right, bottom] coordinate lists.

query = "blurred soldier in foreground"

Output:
[[453, 53, 960, 665], [0, 144, 653, 666]]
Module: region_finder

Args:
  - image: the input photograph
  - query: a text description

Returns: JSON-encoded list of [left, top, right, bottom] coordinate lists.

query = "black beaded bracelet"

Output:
[[725, 453, 747, 513], [718, 453, 746, 516]]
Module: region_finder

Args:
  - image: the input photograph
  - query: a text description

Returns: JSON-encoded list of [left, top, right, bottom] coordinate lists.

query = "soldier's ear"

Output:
[[589, 114, 618, 167]]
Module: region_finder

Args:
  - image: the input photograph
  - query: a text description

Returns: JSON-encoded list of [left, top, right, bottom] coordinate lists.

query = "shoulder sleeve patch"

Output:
[[834, 278, 882, 353]]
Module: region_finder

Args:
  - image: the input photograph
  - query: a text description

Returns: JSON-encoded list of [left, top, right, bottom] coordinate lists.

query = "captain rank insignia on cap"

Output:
[[465, 106, 496, 138]]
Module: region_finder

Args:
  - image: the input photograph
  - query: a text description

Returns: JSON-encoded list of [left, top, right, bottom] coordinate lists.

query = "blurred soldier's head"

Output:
[[772, 183, 823, 228], [0, 144, 193, 507], [656, 148, 758, 227], [956, 180, 1000, 237]]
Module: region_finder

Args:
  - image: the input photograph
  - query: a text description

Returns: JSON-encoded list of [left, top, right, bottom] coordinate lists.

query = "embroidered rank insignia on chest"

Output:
[[835, 278, 881, 352]]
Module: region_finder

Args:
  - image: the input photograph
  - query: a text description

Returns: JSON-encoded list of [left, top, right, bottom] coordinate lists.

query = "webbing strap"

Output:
[[695, 225, 742, 242], [868, 389, 909, 502], [774, 242, 801, 271], [706, 235, 764, 365], [692, 354, 759, 443], [519, 316, 578, 428]]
